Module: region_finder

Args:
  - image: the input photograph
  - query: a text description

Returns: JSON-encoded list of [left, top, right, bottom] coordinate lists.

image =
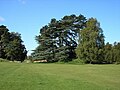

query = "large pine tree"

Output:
[[31, 14, 86, 62]]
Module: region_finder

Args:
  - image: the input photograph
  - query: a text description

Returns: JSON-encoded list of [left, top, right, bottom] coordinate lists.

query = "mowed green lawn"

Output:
[[0, 62, 120, 90]]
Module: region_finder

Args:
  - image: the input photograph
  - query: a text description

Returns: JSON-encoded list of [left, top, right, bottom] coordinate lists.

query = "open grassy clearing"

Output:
[[0, 62, 120, 90]]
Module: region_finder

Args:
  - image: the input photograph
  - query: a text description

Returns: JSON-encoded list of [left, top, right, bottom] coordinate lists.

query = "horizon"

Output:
[[0, 0, 120, 55]]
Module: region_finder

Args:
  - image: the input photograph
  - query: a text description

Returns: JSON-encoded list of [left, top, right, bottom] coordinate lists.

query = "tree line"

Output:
[[0, 14, 120, 64], [31, 14, 120, 64], [0, 25, 27, 62]]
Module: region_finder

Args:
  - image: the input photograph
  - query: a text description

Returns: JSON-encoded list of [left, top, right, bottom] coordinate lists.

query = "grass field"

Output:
[[0, 62, 120, 90]]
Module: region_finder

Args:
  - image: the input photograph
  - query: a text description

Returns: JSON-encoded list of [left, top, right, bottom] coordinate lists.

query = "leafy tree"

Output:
[[112, 42, 120, 64], [104, 42, 120, 64], [76, 18, 105, 64], [0, 25, 27, 62], [104, 42, 113, 63], [4, 32, 27, 62], [0, 25, 10, 59]]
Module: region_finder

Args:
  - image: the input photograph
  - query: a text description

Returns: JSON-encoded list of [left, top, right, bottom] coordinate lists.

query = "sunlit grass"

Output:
[[0, 62, 120, 90]]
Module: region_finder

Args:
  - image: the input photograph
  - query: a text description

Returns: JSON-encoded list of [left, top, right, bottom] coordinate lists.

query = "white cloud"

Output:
[[0, 16, 5, 22]]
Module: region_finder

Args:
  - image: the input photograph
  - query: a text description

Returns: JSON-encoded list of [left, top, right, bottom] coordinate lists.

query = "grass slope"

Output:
[[0, 62, 120, 90]]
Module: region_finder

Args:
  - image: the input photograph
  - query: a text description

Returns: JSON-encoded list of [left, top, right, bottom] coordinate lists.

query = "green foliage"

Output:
[[0, 25, 9, 58], [32, 15, 120, 64], [0, 25, 27, 62], [104, 42, 120, 64], [104, 42, 113, 63], [54, 46, 70, 62], [32, 14, 86, 62], [76, 18, 105, 64], [112, 42, 120, 64]]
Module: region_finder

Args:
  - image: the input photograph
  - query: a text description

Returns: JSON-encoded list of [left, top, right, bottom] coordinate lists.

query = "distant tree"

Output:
[[112, 42, 120, 64], [76, 18, 105, 64], [104, 42, 120, 64], [104, 42, 113, 63], [0, 25, 27, 62], [4, 32, 27, 62]]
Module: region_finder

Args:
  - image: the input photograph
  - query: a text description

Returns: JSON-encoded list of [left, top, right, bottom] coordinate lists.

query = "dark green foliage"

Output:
[[0, 25, 27, 62], [0, 25, 9, 59], [32, 15, 120, 64], [112, 42, 120, 64], [104, 42, 113, 63], [54, 46, 70, 62], [104, 42, 120, 64], [32, 14, 86, 62]]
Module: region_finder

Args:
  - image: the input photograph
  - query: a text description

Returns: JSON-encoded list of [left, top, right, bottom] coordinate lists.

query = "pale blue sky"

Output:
[[0, 0, 120, 55]]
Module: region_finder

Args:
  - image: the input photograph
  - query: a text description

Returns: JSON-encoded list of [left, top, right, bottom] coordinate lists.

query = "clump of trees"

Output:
[[31, 14, 120, 64], [104, 42, 120, 64], [76, 18, 120, 64], [31, 14, 86, 62], [0, 25, 27, 62], [1, 15, 119, 64]]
